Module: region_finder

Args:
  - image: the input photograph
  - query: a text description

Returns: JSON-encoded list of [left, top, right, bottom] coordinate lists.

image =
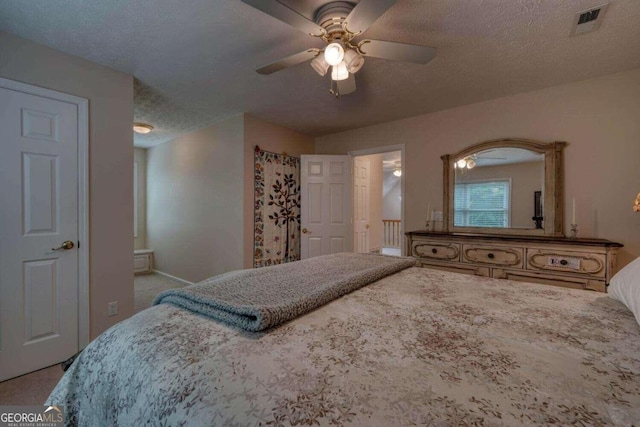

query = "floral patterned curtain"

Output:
[[253, 146, 301, 267]]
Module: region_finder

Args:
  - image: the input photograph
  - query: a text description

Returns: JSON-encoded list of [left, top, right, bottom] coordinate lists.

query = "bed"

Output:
[[48, 254, 640, 426]]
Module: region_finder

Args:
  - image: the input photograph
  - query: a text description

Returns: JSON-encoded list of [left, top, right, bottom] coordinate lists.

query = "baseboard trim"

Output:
[[152, 269, 194, 287]]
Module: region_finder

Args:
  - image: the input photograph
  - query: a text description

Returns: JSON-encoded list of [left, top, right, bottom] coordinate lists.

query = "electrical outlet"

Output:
[[108, 301, 119, 317]]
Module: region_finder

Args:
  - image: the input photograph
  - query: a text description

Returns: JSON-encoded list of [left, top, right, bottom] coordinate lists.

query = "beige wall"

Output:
[[0, 31, 134, 338], [146, 115, 245, 283], [146, 114, 314, 281], [134, 148, 147, 249], [457, 161, 543, 228], [316, 68, 640, 268], [242, 115, 315, 268]]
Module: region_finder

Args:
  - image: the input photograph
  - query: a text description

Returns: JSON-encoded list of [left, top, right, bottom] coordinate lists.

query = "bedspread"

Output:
[[48, 267, 640, 426]]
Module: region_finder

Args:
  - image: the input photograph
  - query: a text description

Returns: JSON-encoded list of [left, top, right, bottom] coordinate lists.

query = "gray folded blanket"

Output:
[[153, 252, 415, 331]]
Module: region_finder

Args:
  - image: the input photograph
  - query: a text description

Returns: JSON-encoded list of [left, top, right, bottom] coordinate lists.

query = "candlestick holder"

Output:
[[425, 220, 432, 231], [569, 223, 578, 239]]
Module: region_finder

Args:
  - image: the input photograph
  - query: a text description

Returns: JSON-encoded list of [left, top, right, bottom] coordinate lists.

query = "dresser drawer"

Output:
[[526, 249, 606, 278], [412, 241, 460, 261], [462, 244, 523, 268]]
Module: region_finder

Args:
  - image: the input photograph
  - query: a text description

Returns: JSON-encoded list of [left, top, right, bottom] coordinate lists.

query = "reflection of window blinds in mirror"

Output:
[[454, 180, 510, 227]]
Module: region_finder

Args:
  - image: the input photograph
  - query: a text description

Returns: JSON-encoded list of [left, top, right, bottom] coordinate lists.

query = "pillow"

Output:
[[609, 257, 640, 326]]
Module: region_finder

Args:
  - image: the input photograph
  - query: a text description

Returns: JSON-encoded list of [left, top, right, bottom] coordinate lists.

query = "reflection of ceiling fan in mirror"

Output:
[[456, 150, 508, 170], [241, 0, 437, 97]]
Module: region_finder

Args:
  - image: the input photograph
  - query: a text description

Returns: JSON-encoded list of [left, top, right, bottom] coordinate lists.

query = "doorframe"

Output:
[[349, 144, 406, 256], [0, 77, 90, 349]]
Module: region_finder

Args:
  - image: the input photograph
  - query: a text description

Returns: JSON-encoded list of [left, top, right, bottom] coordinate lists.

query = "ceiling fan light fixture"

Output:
[[466, 158, 476, 169], [133, 122, 153, 134], [331, 62, 349, 81], [324, 42, 345, 66], [310, 55, 330, 76], [456, 159, 467, 169], [344, 49, 365, 73], [393, 168, 402, 177]]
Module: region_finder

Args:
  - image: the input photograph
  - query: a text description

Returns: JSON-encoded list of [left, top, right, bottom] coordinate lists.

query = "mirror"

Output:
[[442, 139, 566, 236]]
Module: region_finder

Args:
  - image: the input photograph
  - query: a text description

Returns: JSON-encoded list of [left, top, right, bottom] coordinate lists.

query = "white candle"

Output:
[[572, 198, 576, 224], [426, 203, 431, 221]]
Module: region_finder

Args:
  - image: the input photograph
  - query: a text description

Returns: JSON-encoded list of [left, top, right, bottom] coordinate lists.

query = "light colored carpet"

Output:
[[0, 273, 187, 405], [0, 364, 63, 405], [135, 272, 187, 313]]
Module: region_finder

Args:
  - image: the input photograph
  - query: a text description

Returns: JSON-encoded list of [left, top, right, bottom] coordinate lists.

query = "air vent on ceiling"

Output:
[[571, 3, 609, 36]]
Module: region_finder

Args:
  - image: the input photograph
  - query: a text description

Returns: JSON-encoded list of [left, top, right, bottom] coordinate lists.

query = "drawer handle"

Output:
[[432, 248, 438, 254], [560, 259, 568, 266], [487, 253, 495, 259]]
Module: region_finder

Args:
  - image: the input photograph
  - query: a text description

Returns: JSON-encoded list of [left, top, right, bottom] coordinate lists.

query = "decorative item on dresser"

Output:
[[406, 231, 622, 292]]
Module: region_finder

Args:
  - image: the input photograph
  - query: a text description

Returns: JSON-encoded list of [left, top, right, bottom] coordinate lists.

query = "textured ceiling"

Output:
[[2, 0, 639, 148]]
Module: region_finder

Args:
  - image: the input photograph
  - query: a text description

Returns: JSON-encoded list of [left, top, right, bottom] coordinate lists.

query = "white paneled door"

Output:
[[353, 157, 371, 253], [300, 155, 352, 259], [0, 86, 80, 381]]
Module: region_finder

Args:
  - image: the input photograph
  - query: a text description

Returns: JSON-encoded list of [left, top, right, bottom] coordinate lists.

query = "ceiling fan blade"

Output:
[[359, 39, 436, 64], [337, 73, 356, 95], [241, 0, 325, 36], [345, 0, 397, 35], [257, 49, 319, 75]]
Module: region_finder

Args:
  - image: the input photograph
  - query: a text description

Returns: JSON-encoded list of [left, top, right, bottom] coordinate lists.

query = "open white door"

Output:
[[353, 157, 371, 253], [300, 155, 352, 259], [0, 85, 80, 381]]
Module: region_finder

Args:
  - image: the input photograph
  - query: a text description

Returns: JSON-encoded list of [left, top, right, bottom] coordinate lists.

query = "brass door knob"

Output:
[[52, 240, 74, 251], [365, 224, 370, 229], [302, 228, 311, 234]]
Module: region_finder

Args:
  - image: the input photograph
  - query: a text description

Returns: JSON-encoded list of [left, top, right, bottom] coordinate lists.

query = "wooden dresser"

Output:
[[406, 231, 623, 292]]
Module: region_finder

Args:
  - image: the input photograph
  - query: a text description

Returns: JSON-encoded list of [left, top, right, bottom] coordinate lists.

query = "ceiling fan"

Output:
[[456, 151, 508, 170], [241, 0, 437, 97]]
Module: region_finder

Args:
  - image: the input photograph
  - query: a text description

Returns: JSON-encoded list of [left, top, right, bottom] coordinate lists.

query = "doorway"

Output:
[[350, 145, 404, 256]]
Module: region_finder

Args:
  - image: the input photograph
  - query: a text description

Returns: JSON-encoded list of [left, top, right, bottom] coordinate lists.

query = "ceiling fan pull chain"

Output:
[[329, 79, 340, 98]]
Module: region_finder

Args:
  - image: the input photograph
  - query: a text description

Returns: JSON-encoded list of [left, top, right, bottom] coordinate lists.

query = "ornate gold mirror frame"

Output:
[[442, 138, 566, 236]]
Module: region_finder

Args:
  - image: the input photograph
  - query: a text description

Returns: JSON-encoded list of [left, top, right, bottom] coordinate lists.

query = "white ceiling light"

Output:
[[393, 167, 402, 177], [466, 158, 476, 169], [311, 55, 330, 76], [133, 123, 153, 134], [324, 42, 345, 66], [455, 156, 478, 170], [344, 49, 365, 73], [331, 62, 349, 81]]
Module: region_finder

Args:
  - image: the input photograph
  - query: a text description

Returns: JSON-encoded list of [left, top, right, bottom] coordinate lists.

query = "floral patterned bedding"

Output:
[[48, 267, 640, 426]]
